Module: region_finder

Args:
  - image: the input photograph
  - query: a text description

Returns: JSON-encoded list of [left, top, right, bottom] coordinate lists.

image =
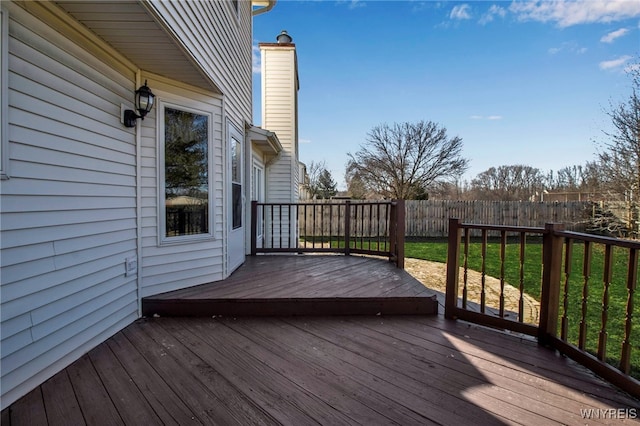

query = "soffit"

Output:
[[54, 1, 221, 93]]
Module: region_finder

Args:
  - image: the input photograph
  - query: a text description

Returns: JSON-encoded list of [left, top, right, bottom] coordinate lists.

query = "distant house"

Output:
[[0, 0, 301, 408]]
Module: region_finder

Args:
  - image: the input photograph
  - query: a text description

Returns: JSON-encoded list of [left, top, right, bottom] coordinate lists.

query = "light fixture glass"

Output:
[[124, 80, 155, 127]]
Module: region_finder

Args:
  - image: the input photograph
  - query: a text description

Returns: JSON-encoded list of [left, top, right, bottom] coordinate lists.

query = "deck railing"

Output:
[[445, 218, 640, 398], [250, 200, 405, 268]]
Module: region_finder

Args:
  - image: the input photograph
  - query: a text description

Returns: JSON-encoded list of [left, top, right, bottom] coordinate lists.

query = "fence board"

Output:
[[403, 201, 591, 237]]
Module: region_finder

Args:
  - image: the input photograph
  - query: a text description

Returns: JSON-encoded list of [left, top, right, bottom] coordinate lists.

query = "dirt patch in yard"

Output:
[[404, 258, 540, 325]]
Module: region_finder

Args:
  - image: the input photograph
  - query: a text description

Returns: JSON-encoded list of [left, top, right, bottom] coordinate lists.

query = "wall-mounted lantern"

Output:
[[124, 80, 155, 127]]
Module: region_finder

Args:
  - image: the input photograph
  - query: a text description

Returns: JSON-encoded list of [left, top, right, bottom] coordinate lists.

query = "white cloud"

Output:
[[252, 44, 261, 74], [470, 115, 503, 120], [509, 0, 640, 27], [548, 41, 588, 55], [599, 55, 633, 70], [450, 4, 472, 20], [336, 0, 365, 10], [479, 4, 507, 25], [299, 138, 312, 144], [600, 28, 629, 43]]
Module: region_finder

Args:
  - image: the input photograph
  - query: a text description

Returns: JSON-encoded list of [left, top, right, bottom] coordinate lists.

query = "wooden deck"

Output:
[[143, 255, 439, 317], [3, 314, 638, 425], [4, 255, 639, 424]]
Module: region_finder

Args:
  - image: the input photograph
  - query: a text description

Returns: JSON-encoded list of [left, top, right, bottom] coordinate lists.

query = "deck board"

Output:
[[4, 256, 639, 425], [143, 255, 439, 317], [4, 314, 638, 425], [40, 371, 85, 426]]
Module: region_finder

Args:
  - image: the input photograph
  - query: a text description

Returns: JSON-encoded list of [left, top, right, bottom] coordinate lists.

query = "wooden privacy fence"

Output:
[[405, 200, 591, 237], [445, 218, 640, 398], [250, 200, 405, 268]]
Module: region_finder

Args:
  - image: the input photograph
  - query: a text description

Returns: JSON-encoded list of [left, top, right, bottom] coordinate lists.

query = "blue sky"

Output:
[[252, 0, 640, 190]]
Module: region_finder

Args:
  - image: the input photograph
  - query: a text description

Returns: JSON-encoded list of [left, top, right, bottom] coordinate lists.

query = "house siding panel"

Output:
[[149, 0, 252, 128], [261, 46, 298, 204], [138, 76, 226, 298], [0, 5, 138, 409]]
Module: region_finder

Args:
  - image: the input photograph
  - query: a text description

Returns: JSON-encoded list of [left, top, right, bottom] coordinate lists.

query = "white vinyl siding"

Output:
[[0, 4, 137, 409], [139, 77, 225, 297], [148, 0, 253, 128], [0, 5, 7, 179], [261, 45, 299, 203]]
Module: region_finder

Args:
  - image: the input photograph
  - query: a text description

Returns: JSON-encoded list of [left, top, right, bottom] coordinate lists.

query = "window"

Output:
[[231, 134, 242, 229], [160, 103, 212, 241], [1, 6, 8, 179], [252, 162, 264, 238]]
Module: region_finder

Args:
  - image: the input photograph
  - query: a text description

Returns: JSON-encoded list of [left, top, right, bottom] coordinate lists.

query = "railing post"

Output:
[[445, 218, 462, 320], [392, 199, 405, 269], [539, 222, 565, 346], [389, 203, 396, 255], [250, 201, 258, 256], [344, 200, 351, 256]]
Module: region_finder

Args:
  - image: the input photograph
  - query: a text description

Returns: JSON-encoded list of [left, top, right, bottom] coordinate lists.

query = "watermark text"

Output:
[[580, 408, 637, 420]]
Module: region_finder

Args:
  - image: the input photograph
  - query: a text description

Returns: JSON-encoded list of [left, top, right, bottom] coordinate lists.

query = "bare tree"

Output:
[[345, 163, 368, 199], [596, 62, 640, 200], [304, 160, 328, 199], [470, 165, 545, 201], [347, 121, 468, 199]]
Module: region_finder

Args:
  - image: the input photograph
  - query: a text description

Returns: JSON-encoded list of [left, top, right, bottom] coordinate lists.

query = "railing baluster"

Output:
[[368, 203, 373, 251], [270, 204, 274, 249], [518, 231, 526, 323], [620, 247, 637, 374], [462, 228, 470, 309], [278, 205, 283, 249], [355, 204, 360, 250], [303, 204, 308, 248], [579, 241, 592, 350], [344, 200, 351, 255], [377, 203, 382, 252], [481, 229, 487, 314], [597, 244, 613, 361], [329, 203, 333, 249], [321, 202, 325, 247], [499, 230, 506, 318], [288, 204, 292, 248], [561, 238, 573, 340]]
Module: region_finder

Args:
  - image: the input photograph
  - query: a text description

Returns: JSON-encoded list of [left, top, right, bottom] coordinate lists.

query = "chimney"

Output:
[[276, 30, 292, 44], [260, 31, 300, 202]]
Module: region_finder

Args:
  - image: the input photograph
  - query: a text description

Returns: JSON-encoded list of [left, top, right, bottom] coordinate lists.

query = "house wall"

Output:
[[148, 0, 253, 135], [149, 0, 254, 275], [0, 3, 138, 409], [138, 76, 226, 297], [0, 0, 260, 409]]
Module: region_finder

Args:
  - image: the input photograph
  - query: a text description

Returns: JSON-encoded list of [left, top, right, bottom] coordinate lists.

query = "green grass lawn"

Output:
[[405, 240, 639, 380]]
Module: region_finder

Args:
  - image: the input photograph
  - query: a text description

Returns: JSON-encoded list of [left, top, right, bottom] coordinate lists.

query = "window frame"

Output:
[[252, 159, 265, 241], [1, 6, 8, 180], [158, 100, 214, 245]]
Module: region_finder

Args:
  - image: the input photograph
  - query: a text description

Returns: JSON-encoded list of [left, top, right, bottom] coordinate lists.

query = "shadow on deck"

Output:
[[143, 255, 439, 317]]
